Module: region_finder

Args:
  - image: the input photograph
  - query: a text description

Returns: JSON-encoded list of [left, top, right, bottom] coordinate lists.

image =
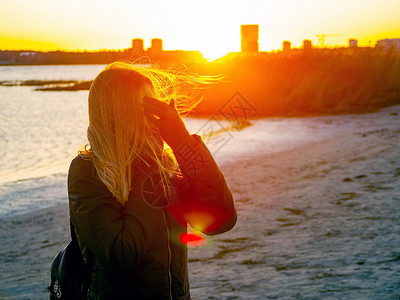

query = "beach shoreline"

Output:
[[1, 106, 399, 299]]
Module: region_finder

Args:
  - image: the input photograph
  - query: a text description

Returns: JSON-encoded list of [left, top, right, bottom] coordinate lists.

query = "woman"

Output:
[[68, 62, 236, 299]]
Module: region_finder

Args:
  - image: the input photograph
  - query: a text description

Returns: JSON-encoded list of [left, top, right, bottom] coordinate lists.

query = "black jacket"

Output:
[[68, 134, 236, 299]]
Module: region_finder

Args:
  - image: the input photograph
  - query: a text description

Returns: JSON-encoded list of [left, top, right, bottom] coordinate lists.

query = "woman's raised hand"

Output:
[[142, 96, 191, 150]]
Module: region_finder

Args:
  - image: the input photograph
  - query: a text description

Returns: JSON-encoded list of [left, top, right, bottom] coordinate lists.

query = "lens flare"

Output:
[[179, 232, 206, 247], [183, 212, 215, 232]]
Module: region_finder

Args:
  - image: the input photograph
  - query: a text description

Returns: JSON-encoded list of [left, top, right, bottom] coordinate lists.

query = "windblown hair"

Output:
[[82, 62, 206, 206]]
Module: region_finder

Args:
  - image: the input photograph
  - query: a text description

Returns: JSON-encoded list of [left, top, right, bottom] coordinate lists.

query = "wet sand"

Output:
[[1, 108, 399, 299]]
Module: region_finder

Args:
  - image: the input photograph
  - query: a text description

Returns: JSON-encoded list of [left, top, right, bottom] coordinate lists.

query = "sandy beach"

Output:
[[1, 107, 399, 299]]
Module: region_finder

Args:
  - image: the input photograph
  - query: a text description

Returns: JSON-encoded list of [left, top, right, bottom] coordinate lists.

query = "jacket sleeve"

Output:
[[169, 134, 237, 235], [68, 156, 159, 275]]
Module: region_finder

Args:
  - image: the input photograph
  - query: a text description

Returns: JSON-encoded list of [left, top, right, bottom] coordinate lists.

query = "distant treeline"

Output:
[[192, 49, 400, 117], [0, 49, 204, 66]]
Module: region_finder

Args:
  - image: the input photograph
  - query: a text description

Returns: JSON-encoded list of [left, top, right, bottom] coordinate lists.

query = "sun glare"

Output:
[[201, 49, 229, 61], [179, 232, 206, 247], [197, 32, 239, 61]]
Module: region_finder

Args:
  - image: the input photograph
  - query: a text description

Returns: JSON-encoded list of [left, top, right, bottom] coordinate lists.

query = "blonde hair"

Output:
[[82, 62, 205, 206]]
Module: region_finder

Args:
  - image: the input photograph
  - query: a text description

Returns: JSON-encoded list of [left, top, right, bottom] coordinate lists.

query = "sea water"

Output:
[[0, 65, 104, 218]]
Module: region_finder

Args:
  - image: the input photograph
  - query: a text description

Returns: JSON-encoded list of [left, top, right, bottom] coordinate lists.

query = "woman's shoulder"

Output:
[[71, 153, 93, 166], [69, 154, 95, 178]]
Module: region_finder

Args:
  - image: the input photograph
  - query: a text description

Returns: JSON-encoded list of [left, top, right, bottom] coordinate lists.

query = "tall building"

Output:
[[349, 39, 358, 48], [282, 41, 291, 53], [241, 25, 259, 54], [132, 39, 144, 55], [150, 38, 163, 54], [303, 39, 312, 52]]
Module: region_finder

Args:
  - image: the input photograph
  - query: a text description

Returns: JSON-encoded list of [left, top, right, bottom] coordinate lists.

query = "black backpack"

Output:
[[48, 221, 94, 300]]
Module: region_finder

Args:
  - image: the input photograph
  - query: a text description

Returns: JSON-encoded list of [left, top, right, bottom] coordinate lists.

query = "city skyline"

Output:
[[1, 0, 400, 60]]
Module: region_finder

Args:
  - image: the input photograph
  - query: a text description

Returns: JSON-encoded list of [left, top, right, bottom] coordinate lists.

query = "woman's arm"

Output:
[[171, 134, 237, 235], [143, 97, 237, 235]]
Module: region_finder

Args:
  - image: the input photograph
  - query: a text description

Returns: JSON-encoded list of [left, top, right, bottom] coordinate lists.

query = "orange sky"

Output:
[[1, 0, 400, 60]]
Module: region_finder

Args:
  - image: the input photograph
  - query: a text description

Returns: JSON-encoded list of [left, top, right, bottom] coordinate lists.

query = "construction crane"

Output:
[[316, 33, 341, 47]]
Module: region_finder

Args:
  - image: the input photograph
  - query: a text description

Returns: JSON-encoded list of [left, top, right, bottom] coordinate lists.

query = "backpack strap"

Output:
[[70, 220, 95, 275]]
